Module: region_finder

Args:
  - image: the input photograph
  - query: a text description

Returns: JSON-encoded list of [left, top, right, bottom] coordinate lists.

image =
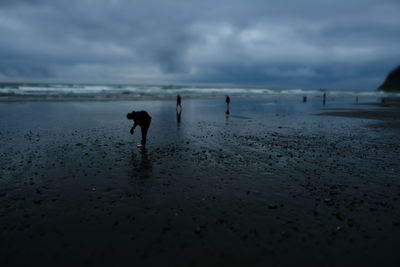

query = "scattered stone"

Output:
[[324, 198, 334, 206], [194, 227, 201, 234]]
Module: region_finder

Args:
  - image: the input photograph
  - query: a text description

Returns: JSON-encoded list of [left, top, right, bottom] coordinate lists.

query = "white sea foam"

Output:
[[1, 83, 399, 99]]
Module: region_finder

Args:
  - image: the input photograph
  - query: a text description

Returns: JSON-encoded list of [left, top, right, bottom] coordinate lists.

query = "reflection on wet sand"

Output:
[[176, 108, 182, 125], [131, 149, 152, 178]]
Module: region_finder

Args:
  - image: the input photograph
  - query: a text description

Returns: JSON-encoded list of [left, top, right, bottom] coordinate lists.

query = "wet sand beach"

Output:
[[318, 97, 400, 129], [1, 97, 400, 266]]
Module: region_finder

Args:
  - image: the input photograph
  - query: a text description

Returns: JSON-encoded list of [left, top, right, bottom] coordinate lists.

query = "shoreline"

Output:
[[0, 93, 300, 102], [316, 97, 400, 129]]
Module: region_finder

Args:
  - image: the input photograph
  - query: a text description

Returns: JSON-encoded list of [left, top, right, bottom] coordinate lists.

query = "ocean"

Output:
[[0, 83, 398, 101]]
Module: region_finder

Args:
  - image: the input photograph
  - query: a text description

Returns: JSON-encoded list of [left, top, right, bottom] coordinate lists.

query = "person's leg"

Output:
[[141, 126, 147, 146], [140, 122, 150, 146]]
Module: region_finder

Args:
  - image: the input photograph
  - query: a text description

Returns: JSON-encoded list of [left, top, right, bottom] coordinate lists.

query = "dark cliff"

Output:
[[378, 65, 400, 91]]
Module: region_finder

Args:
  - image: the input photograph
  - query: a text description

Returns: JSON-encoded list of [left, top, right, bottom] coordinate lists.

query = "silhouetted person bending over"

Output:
[[225, 95, 231, 115], [126, 110, 152, 148]]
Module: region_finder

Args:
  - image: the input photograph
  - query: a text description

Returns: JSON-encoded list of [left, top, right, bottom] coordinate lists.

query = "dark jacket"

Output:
[[132, 111, 152, 127]]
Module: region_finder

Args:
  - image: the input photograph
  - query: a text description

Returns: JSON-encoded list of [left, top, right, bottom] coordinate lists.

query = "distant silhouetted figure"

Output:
[[302, 96, 307, 103], [225, 95, 231, 115], [126, 110, 151, 148], [356, 96, 359, 103], [323, 92, 326, 106], [176, 94, 182, 124]]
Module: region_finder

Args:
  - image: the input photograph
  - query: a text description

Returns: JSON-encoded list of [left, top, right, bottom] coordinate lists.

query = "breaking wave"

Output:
[[0, 83, 398, 100]]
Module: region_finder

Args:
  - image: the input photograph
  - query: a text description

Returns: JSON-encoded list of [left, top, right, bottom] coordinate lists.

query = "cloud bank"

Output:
[[1, 0, 399, 89]]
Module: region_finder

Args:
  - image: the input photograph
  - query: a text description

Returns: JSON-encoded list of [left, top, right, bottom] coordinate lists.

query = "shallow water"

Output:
[[0, 94, 381, 130]]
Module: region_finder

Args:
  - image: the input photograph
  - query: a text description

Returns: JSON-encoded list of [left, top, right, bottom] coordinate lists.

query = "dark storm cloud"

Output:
[[0, 0, 46, 7], [0, 0, 399, 88]]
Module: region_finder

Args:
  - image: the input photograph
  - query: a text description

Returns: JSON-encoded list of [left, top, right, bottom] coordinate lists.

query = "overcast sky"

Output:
[[0, 0, 399, 89]]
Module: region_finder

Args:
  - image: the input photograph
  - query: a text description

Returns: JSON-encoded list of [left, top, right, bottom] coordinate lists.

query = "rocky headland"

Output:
[[378, 65, 400, 91]]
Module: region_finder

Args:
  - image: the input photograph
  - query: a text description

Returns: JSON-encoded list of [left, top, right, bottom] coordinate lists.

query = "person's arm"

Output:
[[130, 122, 137, 134]]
